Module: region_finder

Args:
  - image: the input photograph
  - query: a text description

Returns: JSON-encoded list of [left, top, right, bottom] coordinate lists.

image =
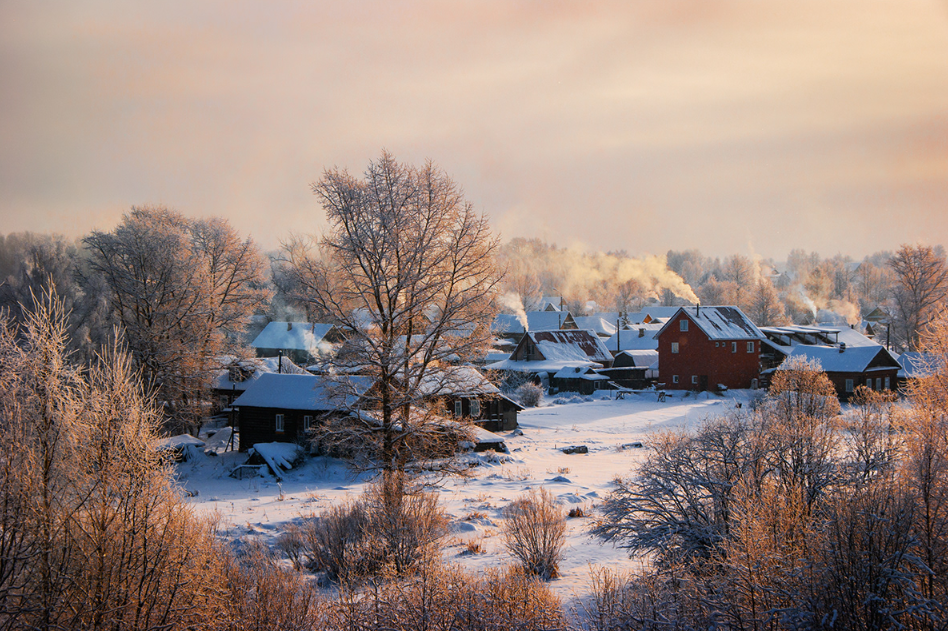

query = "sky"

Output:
[[2, 1, 947, 260]]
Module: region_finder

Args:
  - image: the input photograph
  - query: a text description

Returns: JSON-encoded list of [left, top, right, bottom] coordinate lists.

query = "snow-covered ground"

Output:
[[178, 389, 755, 602]]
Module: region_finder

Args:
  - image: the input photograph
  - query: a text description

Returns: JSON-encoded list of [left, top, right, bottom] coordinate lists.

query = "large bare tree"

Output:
[[84, 206, 268, 432], [890, 243, 948, 351], [284, 152, 500, 472]]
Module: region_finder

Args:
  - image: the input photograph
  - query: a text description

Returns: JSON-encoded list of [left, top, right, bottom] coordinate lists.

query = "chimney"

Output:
[[696, 303, 700, 318], [287, 322, 293, 331], [638, 328, 645, 338], [839, 342, 846, 353]]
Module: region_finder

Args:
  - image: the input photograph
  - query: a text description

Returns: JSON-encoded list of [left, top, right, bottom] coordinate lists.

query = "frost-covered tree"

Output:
[[84, 206, 268, 432], [890, 243, 948, 351], [284, 153, 500, 472]]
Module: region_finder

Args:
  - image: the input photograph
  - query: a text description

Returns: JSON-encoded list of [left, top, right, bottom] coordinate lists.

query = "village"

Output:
[[198, 296, 909, 457]]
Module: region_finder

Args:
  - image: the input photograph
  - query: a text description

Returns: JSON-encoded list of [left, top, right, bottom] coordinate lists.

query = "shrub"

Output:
[[517, 382, 544, 408], [502, 487, 566, 580], [297, 472, 448, 582]]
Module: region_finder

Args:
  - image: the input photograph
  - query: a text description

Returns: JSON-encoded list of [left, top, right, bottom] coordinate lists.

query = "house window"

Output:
[[884, 377, 890, 390], [275, 413, 284, 433], [845, 379, 854, 393], [454, 400, 463, 417], [747, 341, 755, 353], [672, 375, 679, 384], [671, 342, 679, 354], [876, 378, 882, 390], [680, 320, 688, 332], [731, 342, 737, 353], [470, 399, 480, 417], [691, 375, 698, 385], [303, 415, 312, 431], [751, 378, 758, 389], [220, 395, 229, 408]]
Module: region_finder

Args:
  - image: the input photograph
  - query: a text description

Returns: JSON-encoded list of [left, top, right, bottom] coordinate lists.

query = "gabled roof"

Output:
[[232, 373, 374, 411], [658, 306, 764, 341], [782, 345, 900, 374], [491, 311, 575, 334], [553, 366, 608, 380], [605, 324, 661, 352], [251, 322, 338, 352], [213, 355, 307, 391], [486, 329, 611, 372], [538, 296, 565, 311], [897, 352, 944, 379], [572, 316, 617, 337], [418, 366, 501, 397], [614, 349, 659, 368]]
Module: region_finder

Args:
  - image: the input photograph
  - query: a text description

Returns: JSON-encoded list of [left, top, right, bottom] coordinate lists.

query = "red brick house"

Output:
[[656, 306, 765, 391]]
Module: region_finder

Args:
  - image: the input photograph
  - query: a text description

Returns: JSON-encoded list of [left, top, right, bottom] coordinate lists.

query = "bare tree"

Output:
[[84, 206, 268, 432], [890, 243, 948, 351], [285, 153, 500, 472]]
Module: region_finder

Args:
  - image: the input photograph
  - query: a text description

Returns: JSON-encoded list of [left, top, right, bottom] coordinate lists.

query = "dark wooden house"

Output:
[[596, 349, 658, 389], [657, 306, 765, 391], [769, 344, 900, 401], [421, 366, 523, 432], [250, 321, 345, 365], [232, 373, 373, 451]]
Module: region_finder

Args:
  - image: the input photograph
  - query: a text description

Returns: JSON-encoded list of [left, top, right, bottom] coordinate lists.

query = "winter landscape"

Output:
[[4, 2, 948, 630]]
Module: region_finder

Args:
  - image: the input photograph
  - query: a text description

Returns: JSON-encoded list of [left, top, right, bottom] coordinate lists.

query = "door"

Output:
[[699, 375, 708, 392]]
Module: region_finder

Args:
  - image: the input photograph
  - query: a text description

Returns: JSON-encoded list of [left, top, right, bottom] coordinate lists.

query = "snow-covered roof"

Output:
[[530, 330, 612, 363], [491, 311, 573, 334], [538, 296, 564, 311], [251, 322, 337, 352], [897, 352, 944, 379], [232, 373, 373, 411], [615, 349, 659, 367], [213, 356, 307, 391], [573, 317, 617, 337], [418, 366, 500, 397], [760, 325, 880, 354], [626, 307, 682, 324], [660, 306, 764, 341], [553, 366, 608, 380], [604, 325, 661, 352], [781, 345, 899, 374], [486, 358, 597, 373]]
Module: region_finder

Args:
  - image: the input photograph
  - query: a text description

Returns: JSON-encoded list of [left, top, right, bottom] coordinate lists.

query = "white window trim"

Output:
[[845, 379, 854, 393], [731, 341, 737, 353], [672, 375, 679, 384], [303, 415, 312, 431], [747, 341, 755, 353], [680, 319, 688, 331], [275, 413, 285, 433], [691, 375, 698, 385], [671, 342, 679, 354], [470, 399, 480, 417], [454, 400, 463, 417]]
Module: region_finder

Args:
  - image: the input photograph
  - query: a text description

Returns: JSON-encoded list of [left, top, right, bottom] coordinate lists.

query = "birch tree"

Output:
[[285, 152, 500, 472]]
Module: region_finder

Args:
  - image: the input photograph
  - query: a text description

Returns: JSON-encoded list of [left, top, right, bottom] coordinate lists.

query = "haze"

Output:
[[2, 1, 947, 259]]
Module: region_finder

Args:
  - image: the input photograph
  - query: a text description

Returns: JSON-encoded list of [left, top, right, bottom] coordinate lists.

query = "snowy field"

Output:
[[178, 390, 757, 603]]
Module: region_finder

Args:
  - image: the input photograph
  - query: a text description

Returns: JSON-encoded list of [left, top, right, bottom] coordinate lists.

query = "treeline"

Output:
[[497, 238, 948, 351]]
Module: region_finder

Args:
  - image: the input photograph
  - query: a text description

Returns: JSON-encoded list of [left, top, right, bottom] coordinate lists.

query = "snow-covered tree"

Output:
[[285, 153, 500, 472]]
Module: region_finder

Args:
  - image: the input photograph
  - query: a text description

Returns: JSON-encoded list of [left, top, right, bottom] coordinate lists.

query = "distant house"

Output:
[[551, 366, 612, 395], [759, 324, 886, 372], [864, 306, 889, 322], [626, 307, 682, 325], [894, 351, 944, 391], [596, 349, 658, 389], [212, 355, 308, 412], [491, 311, 578, 343], [232, 373, 373, 451], [656, 306, 765, 391], [767, 344, 900, 401], [604, 323, 662, 354], [487, 329, 613, 390], [421, 366, 522, 432], [250, 321, 345, 365], [537, 296, 566, 311], [572, 316, 617, 339]]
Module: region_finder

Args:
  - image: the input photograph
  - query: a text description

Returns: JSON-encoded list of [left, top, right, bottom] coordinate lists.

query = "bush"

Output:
[[516, 382, 544, 408], [502, 487, 566, 580], [297, 472, 448, 582], [326, 563, 566, 631]]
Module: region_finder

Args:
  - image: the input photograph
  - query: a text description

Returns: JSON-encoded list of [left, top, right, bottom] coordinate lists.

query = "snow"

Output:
[[248, 442, 304, 479], [231, 373, 374, 410], [177, 389, 752, 604], [781, 344, 895, 373], [660, 306, 765, 341], [251, 321, 337, 352], [604, 326, 661, 352], [572, 317, 616, 337], [157, 434, 205, 449]]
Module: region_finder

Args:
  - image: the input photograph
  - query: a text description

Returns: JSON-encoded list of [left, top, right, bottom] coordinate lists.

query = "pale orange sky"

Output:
[[1, 1, 947, 259]]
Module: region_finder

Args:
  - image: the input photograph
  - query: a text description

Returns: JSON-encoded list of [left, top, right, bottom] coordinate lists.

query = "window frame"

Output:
[[747, 341, 755, 353], [275, 413, 285, 433], [671, 342, 679, 354], [731, 341, 737, 353], [845, 379, 854, 393], [454, 400, 463, 417], [303, 415, 312, 431], [470, 399, 480, 417], [672, 375, 679, 384], [680, 319, 688, 332]]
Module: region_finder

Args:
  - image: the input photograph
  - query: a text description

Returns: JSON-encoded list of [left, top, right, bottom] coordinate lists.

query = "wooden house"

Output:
[[420, 366, 522, 432], [491, 311, 578, 344], [212, 355, 308, 413], [656, 305, 765, 391], [232, 373, 373, 451], [250, 321, 345, 365], [766, 344, 900, 401], [596, 349, 658, 389], [551, 366, 612, 395]]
